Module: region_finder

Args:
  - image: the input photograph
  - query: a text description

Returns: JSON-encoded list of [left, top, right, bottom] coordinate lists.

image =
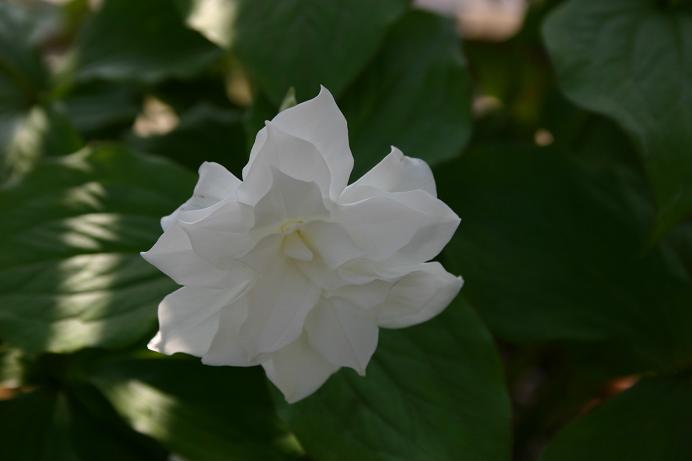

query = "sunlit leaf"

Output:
[[0, 146, 193, 352], [0, 3, 80, 181], [2, 106, 82, 181], [0, 388, 166, 461], [88, 353, 294, 461]]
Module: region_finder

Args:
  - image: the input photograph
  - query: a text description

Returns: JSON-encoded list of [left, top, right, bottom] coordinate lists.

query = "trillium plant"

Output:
[[142, 87, 463, 402], [4, 0, 692, 458]]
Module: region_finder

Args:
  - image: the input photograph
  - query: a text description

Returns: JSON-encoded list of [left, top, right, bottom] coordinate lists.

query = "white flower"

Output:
[[142, 87, 463, 403]]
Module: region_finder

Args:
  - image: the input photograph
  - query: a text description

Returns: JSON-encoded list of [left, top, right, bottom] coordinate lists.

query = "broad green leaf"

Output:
[[541, 375, 692, 461], [57, 81, 140, 137], [87, 353, 293, 461], [2, 106, 82, 181], [127, 103, 247, 176], [0, 146, 194, 353], [0, 3, 80, 181], [232, 0, 408, 104], [0, 388, 166, 461], [342, 10, 472, 176], [151, 74, 236, 114], [439, 145, 692, 371], [0, 2, 49, 110], [543, 0, 692, 233], [0, 346, 25, 387], [279, 299, 511, 461], [72, 0, 222, 83]]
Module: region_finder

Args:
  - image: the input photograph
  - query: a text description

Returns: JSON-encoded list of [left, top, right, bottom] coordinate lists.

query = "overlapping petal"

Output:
[[251, 169, 329, 230], [261, 334, 338, 404], [162, 162, 240, 231], [237, 241, 321, 357], [141, 224, 249, 288], [178, 199, 256, 269], [343, 146, 436, 199], [148, 283, 249, 356], [243, 86, 353, 199], [376, 262, 463, 329], [335, 189, 459, 263], [305, 298, 379, 375], [202, 298, 254, 367], [301, 221, 362, 268], [240, 122, 332, 204]]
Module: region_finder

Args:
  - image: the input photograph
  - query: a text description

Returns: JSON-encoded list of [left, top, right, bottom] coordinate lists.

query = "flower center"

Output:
[[278, 220, 313, 262], [279, 219, 304, 235]]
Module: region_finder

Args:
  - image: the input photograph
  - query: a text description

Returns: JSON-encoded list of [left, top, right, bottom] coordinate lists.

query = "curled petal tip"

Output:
[[147, 333, 163, 353]]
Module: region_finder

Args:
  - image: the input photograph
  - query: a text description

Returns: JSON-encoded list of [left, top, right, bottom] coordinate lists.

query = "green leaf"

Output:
[[543, 0, 692, 233], [127, 103, 247, 176], [72, 0, 222, 83], [0, 388, 166, 461], [0, 3, 81, 181], [541, 375, 692, 461], [0, 2, 49, 110], [232, 0, 408, 104], [439, 145, 692, 371], [2, 106, 82, 181], [0, 346, 25, 388], [87, 353, 293, 461], [0, 146, 194, 353], [342, 10, 472, 176], [278, 299, 511, 461], [57, 81, 141, 137]]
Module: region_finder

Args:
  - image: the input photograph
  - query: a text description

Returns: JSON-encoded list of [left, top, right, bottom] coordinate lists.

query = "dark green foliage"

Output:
[[543, 0, 692, 233]]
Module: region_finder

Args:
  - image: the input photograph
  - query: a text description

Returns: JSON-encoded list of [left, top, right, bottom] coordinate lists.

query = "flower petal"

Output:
[[239, 246, 321, 357], [141, 224, 251, 288], [306, 298, 379, 375], [392, 190, 460, 263], [343, 146, 436, 200], [261, 334, 338, 403], [148, 283, 249, 357], [179, 199, 256, 269], [301, 221, 363, 268], [252, 168, 329, 230], [162, 162, 241, 231], [244, 86, 353, 199], [335, 189, 459, 262], [282, 232, 314, 262], [294, 256, 351, 291], [376, 262, 463, 329], [202, 297, 256, 367], [240, 122, 332, 204], [328, 279, 392, 308]]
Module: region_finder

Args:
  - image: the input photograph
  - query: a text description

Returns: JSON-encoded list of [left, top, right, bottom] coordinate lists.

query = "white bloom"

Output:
[[142, 87, 463, 403]]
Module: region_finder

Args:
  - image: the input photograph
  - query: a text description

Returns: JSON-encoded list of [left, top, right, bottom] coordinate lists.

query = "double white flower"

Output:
[[143, 87, 463, 402]]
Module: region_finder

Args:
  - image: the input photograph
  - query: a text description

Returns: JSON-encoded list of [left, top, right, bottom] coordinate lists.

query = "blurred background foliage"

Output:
[[0, 0, 691, 460]]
